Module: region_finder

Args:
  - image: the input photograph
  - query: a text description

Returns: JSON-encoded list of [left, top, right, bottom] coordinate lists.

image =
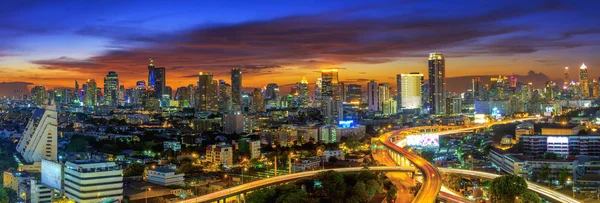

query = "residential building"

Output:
[[428, 53, 446, 114], [223, 113, 245, 134], [367, 80, 379, 111], [163, 141, 182, 152], [147, 168, 185, 186], [206, 144, 233, 167], [399, 73, 423, 111], [16, 106, 58, 164]]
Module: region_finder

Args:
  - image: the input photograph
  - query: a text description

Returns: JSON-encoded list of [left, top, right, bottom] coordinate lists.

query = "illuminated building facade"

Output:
[[580, 63, 589, 98], [428, 52, 446, 114], [103, 71, 119, 106], [399, 72, 423, 110], [64, 161, 123, 203]]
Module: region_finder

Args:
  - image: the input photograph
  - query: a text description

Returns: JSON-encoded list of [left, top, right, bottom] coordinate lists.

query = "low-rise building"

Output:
[[323, 150, 344, 162], [3, 169, 33, 192], [147, 168, 185, 186], [163, 140, 182, 152], [206, 143, 233, 167], [64, 160, 123, 203]]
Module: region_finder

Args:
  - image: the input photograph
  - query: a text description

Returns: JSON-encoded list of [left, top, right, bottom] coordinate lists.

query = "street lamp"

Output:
[[468, 155, 473, 170], [144, 186, 152, 203], [568, 177, 574, 198]]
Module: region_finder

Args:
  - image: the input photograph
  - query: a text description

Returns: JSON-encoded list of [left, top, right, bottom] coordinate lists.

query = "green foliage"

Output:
[[246, 188, 276, 203], [443, 173, 462, 191], [519, 190, 542, 203], [539, 164, 550, 184], [489, 175, 528, 203], [350, 181, 370, 203], [123, 163, 146, 177], [386, 184, 397, 202], [318, 170, 346, 203], [65, 136, 92, 152], [0, 187, 18, 203], [558, 168, 569, 186], [275, 184, 318, 203]]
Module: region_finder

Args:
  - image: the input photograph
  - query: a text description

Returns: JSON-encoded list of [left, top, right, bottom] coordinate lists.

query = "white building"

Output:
[[248, 140, 261, 159], [323, 150, 344, 162], [30, 180, 52, 203], [64, 161, 123, 203], [163, 140, 182, 152], [147, 168, 185, 186], [367, 80, 379, 111], [206, 143, 233, 167], [16, 106, 58, 164], [399, 72, 423, 110]]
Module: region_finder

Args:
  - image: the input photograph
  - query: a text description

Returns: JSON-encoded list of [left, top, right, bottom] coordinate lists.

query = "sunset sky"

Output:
[[1, 0, 599, 95]]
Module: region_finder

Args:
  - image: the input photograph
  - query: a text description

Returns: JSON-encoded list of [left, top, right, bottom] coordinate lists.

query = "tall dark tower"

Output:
[[428, 53, 446, 114], [148, 58, 156, 89], [231, 68, 243, 108], [154, 67, 166, 98]]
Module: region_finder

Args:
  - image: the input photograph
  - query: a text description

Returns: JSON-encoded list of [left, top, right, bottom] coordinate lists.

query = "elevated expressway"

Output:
[[185, 117, 581, 203], [179, 166, 415, 203]]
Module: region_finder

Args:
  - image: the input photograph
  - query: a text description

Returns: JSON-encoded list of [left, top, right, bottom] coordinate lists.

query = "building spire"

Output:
[[581, 63, 587, 69], [149, 57, 154, 66]]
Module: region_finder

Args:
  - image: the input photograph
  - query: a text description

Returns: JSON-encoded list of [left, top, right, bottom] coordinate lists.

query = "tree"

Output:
[[351, 181, 371, 203], [275, 185, 317, 203], [386, 184, 397, 202], [317, 171, 346, 203], [443, 173, 462, 191], [489, 175, 528, 203], [0, 187, 9, 203], [123, 163, 146, 177], [518, 190, 542, 203], [245, 188, 276, 203], [539, 164, 550, 184], [558, 168, 569, 186], [151, 197, 167, 203]]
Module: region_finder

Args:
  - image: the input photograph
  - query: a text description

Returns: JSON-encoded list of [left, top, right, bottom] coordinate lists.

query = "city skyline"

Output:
[[1, 1, 599, 95]]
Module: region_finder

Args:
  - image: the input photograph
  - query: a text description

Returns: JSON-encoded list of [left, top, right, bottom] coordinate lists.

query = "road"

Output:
[[379, 129, 443, 203], [372, 151, 415, 203], [439, 168, 581, 203], [180, 166, 414, 203]]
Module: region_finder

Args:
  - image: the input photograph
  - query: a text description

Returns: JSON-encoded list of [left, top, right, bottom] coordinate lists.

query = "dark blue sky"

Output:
[[0, 0, 599, 94]]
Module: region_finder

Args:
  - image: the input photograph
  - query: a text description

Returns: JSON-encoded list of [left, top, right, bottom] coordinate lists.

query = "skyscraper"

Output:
[[564, 67, 569, 89], [148, 58, 156, 88], [231, 68, 243, 106], [252, 88, 265, 113], [296, 77, 309, 106], [399, 73, 423, 110], [321, 69, 339, 99], [580, 63, 589, 98], [198, 72, 218, 111], [346, 84, 362, 103], [367, 80, 379, 111], [428, 53, 446, 114], [472, 77, 483, 101], [85, 79, 97, 107], [314, 78, 322, 101], [378, 83, 390, 111], [103, 71, 119, 106], [265, 83, 280, 101], [218, 80, 233, 113], [31, 86, 46, 106], [175, 86, 190, 107], [74, 80, 80, 102], [154, 67, 166, 98]]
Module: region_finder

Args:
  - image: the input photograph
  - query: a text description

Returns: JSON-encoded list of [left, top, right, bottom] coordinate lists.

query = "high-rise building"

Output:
[[103, 71, 119, 106], [218, 80, 233, 113], [564, 67, 569, 89], [154, 67, 166, 98], [15, 106, 57, 164], [322, 97, 343, 124], [31, 86, 46, 106], [472, 77, 483, 101], [428, 53, 446, 114], [223, 113, 244, 134], [265, 83, 280, 101], [367, 80, 379, 111], [64, 160, 123, 203], [297, 77, 309, 106], [148, 58, 156, 88], [580, 63, 589, 98], [321, 69, 339, 99], [378, 83, 390, 111], [74, 80, 80, 102], [399, 73, 423, 110], [175, 86, 190, 107], [165, 86, 172, 99], [346, 84, 362, 103], [314, 78, 322, 101], [197, 72, 218, 111], [338, 82, 346, 103], [252, 88, 265, 113], [231, 68, 243, 106], [85, 79, 97, 107]]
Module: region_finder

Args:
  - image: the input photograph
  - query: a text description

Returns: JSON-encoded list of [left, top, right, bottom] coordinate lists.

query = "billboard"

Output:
[[41, 159, 62, 191], [405, 134, 439, 147]]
